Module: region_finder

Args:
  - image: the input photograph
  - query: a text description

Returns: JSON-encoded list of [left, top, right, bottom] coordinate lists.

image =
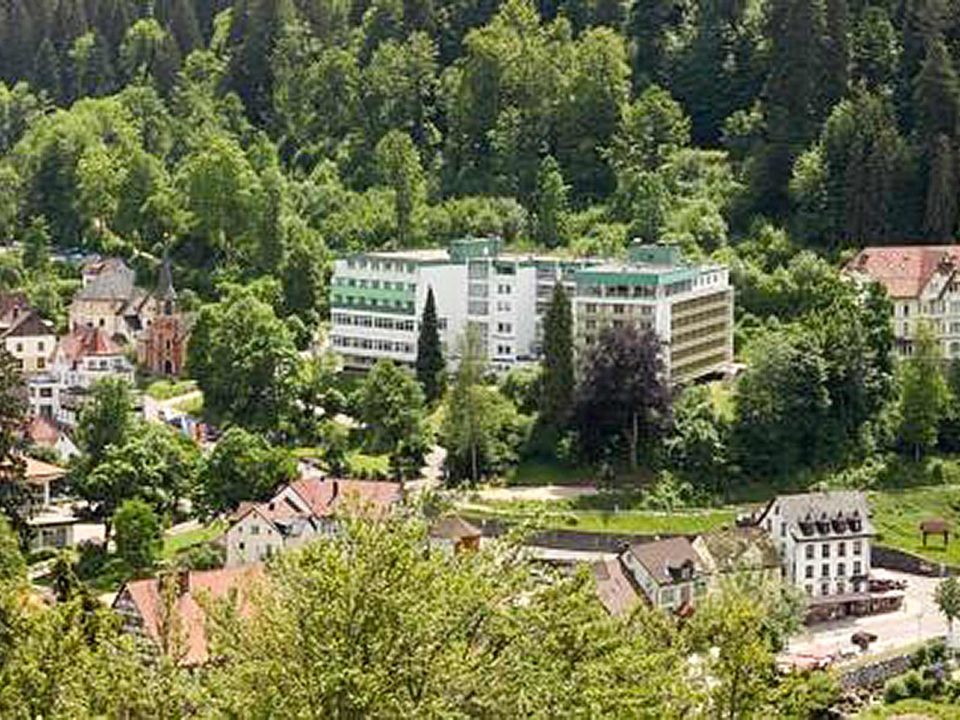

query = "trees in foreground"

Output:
[[0, 510, 836, 717]]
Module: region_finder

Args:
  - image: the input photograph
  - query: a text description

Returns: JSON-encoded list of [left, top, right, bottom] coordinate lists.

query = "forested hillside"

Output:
[[2, 0, 956, 282]]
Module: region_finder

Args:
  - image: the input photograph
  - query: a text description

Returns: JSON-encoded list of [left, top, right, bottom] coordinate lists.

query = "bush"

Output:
[[903, 669, 924, 699], [177, 541, 225, 571], [113, 499, 162, 572], [883, 678, 908, 704], [26, 548, 58, 564], [75, 541, 107, 580]]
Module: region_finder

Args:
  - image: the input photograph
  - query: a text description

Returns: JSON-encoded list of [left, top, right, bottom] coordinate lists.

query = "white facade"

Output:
[[329, 239, 732, 379], [758, 491, 874, 599]]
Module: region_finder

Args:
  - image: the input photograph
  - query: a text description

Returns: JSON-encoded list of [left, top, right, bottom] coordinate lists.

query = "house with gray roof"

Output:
[[757, 491, 877, 612], [68, 258, 155, 345]]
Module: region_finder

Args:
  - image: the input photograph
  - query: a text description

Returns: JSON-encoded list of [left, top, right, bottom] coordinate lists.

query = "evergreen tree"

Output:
[[756, 0, 823, 215], [32, 38, 62, 103], [539, 282, 573, 429], [820, 0, 849, 110], [912, 35, 960, 139], [923, 134, 958, 240], [533, 155, 569, 247], [415, 286, 444, 402], [227, 0, 296, 124], [899, 320, 950, 460]]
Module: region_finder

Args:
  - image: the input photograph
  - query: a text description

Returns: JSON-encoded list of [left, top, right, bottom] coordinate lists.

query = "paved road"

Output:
[[784, 569, 949, 664], [470, 485, 599, 502]]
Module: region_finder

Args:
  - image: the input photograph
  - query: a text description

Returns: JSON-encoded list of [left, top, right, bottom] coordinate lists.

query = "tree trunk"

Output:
[[629, 412, 638, 472]]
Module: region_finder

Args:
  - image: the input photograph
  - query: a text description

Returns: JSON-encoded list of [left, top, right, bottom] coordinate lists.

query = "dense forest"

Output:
[[2, 0, 958, 283]]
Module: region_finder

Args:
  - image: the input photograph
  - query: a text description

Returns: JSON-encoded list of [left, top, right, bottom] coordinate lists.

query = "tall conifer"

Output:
[[540, 281, 574, 429], [416, 287, 444, 402]]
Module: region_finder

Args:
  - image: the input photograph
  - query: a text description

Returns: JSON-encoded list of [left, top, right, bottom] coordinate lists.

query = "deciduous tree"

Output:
[[574, 325, 671, 471]]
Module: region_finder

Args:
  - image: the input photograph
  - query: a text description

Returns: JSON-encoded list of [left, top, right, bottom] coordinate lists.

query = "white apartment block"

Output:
[[847, 246, 960, 358], [330, 238, 734, 382], [757, 491, 873, 602]]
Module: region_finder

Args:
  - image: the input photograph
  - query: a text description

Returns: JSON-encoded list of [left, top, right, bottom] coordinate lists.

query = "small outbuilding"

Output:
[[920, 518, 951, 548]]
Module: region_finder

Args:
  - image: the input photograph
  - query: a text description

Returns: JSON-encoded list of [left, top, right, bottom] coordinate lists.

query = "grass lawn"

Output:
[[869, 484, 960, 567], [161, 520, 227, 560], [462, 497, 737, 535], [143, 378, 197, 400], [345, 450, 390, 477], [859, 698, 960, 719], [172, 393, 203, 416]]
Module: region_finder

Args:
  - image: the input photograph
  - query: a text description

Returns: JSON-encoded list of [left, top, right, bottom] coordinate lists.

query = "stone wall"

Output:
[[871, 545, 960, 577], [839, 653, 914, 691], [465, 516, 686, 553]]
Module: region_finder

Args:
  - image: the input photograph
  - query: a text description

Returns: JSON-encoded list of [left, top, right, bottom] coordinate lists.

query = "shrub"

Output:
[[902, 669, 924, 698], [177, 542, 225, 571], [883, 678, 908, 704]]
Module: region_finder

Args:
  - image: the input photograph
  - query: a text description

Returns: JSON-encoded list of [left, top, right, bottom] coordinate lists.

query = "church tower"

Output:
[[137, 254, 189, 377]]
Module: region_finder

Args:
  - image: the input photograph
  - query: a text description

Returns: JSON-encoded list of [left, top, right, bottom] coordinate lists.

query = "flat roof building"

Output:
[[329, 239, 734, 383]]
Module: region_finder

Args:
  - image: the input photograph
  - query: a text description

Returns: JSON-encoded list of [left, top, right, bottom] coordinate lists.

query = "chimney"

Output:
[[176, 568, 190, 596]]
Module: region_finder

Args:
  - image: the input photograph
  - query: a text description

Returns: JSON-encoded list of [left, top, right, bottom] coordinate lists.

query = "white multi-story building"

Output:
[[27, 326, 135, 426], [330, 238, 734, 381], [757, 491, 874, 602], [846, 246, 960, 358]]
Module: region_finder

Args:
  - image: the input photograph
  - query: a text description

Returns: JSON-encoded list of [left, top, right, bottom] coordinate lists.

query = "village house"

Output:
[[757, 490, 902, 622], [593, 528, 780, 617], [27, 325, 134, 426], [224, 476, 404, 567], [69, 258, 151, 344], [0, 291, 32, 333], [2, 309, 55, 375], [25, 415, 79, 460], [113, 566, 263, 665], [429, 514, 483, 554], [845, 246, 960, 358]]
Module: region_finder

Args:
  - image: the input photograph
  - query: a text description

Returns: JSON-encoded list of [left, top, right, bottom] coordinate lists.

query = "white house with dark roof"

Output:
[[1, 309, 55, 375], [757, 491, 874, 600]]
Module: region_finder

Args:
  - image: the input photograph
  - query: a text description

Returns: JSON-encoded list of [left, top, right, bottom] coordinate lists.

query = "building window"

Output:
[[838, 542, 846, 557], [836, 581, 846, 595], [853, 540, 862, 556], [837, 562, 845, 577], [37, 358, 45, 369], [805, 545, 814, 559], [821, 582, 830, 596], [613, 304, 625, 314], [821, 543, 830, 558], [821, 564, 829, 578], [804, 584, 813, 596], [853, 561, 862, 575], [780, 523, 785, 537], [805, 566, 813, 579], [15, 343, 22, 352], [38, 342, 44, 352], [250, 525, 260, 535]]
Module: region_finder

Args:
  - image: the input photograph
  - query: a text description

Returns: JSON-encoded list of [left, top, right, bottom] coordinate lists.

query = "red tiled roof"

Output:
[[116, 565, 264, 666], [286, 477, 403, 518], [24, 456, 66, 484], [56, 326, 123, 361], [593, 557, 641, 616], [27, 416, 60, 446], [846, 246, 960, 298]]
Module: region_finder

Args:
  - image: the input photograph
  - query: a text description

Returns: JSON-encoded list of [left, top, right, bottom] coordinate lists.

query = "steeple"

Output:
[[157, 253, 177, 302]]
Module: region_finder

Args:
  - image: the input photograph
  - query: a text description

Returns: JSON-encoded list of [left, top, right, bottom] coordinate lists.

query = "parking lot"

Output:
[[783, 569, 950, 665]]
